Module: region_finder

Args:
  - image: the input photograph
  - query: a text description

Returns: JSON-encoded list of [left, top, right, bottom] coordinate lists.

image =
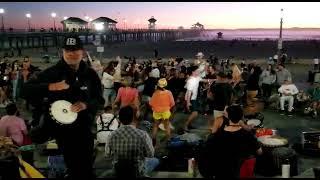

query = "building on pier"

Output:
[[61, 17, 88, 32], [191, 22, 204, 30], [148, 16, 157, 30], [91, 17, 117, 31]]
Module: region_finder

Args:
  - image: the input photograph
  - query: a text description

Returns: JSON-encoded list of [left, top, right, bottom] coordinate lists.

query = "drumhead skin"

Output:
[[50, 100, 77, 124], [247, 119, 261, 126], [258, 136, 288, 147]]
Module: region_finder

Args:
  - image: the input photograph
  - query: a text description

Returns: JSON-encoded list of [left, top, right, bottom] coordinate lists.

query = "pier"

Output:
[[0, 29, 202, 51]]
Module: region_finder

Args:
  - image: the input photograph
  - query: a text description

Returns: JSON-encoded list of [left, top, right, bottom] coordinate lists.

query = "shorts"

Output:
[[190, 100, 200, 112], [153, 111, 171, 120]]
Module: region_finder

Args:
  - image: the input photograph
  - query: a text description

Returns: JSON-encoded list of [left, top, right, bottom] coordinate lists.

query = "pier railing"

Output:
[[0, 29, 202, 50]]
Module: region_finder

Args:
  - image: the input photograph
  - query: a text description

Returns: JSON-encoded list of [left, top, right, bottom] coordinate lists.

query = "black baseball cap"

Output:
[[62, 35, 84, 51]]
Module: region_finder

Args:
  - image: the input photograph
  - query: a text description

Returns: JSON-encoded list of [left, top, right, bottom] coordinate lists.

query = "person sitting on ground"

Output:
[[0, 103, 27, 146], [203, 105, 262, 178], [106, 106, 159, 178], [304, 82, 320, 117], [96, 106, 120, 145], [278, 79, 299, 116], [296, 90, 310, 108], [149, 78, 175, 146], [211, 105, 254, 134]]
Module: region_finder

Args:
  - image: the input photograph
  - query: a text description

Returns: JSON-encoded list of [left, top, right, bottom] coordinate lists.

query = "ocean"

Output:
[[177, 29, 320, 41]]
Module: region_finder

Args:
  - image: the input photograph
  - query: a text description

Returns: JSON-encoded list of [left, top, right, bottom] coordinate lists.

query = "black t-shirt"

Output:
[[247, 74, 260, 91], [210, 82, 233, 111], [206, 128, 260, 178], [143, 77, 158, 97], [167, 77, 179, 96]]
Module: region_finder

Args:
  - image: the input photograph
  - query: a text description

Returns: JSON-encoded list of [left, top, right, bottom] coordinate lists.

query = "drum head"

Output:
[[247, 119, 261, 127], [258, 135, 288, 147], [51, 100, 77, 125]]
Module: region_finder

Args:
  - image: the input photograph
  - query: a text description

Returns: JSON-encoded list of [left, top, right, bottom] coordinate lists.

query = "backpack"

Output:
[[96, 114, 120, 144]]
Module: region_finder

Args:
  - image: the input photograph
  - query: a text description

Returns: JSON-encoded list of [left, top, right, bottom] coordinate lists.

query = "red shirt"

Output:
[[117, 87, 139, 107]]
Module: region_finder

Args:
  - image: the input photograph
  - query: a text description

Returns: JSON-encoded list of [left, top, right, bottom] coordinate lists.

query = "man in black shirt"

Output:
[[22, 35, 105, 179], [200, 105, 262, 178], [210, 71, 234, 122]]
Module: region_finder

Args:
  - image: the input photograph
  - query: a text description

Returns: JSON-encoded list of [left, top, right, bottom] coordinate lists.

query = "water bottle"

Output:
[[188, 158, 197, 177], [282, 158, 290, 178]]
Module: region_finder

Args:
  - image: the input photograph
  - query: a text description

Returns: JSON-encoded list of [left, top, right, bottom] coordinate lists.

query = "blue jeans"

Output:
[[145, 157, 160, 175], [12, 79, 19, 101], [103, 88, 116, 107]]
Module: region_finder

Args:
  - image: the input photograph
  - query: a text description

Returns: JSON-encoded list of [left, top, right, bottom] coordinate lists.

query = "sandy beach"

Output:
[[5, 40, 319, 65]]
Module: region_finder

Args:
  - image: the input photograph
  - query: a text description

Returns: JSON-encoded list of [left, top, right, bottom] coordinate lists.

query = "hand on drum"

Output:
[[70, 101, 87, 113], [48, 80, 70, 91]]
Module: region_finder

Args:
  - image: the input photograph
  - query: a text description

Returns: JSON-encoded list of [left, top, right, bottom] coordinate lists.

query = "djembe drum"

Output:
[[49, 100, 77, 125], [255, 135, 289, 176]]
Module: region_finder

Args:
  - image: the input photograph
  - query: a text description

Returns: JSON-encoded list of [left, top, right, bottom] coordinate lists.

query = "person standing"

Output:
[[184, 66, 212, 131], [275, 64, 292, 90], [113, 56, 122, 95], [22, 35, 105, 179], [101, 65, 116, 107], [149, 78, 175, 145], [260, 65, 276, 101], [314, 57, 319, 71], [247, 66, 261, 107], [209, 71, 234, 128]]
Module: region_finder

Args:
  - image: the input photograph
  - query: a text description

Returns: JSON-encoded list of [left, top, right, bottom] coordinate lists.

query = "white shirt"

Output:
[[149, 68, 160, 78], [314, 58, 319, 65], [96, 113, 119, 144], [185, 76, 202, 100], [113, 58, 122, 82], [101, 72, 114, 89], [278, 84, 299, 96]]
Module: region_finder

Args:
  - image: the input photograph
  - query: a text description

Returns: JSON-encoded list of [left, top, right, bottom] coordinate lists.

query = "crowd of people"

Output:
[[0, 35, 319, 178]]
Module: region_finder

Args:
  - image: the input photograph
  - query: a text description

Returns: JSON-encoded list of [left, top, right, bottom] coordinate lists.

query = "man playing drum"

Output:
[[22, 35, 105, 179]]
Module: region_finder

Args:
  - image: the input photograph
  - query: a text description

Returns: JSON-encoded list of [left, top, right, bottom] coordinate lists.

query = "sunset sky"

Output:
[[1, 2, 320, 30]]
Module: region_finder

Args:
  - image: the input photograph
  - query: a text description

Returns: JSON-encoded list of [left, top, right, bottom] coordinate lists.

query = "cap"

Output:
[[62, 35, 84, 51], [157, 78, 167, 88]]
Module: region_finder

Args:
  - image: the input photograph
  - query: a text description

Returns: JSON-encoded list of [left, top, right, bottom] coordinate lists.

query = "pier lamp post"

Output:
[[85, 16, 89, 28], [124, 19, 127, 30], [89, 18, 93, 30], [26, 13, 31, 31], [51, 12, 57, 30], [0, 8, 4, 32], [277, 8, 284, 64]]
